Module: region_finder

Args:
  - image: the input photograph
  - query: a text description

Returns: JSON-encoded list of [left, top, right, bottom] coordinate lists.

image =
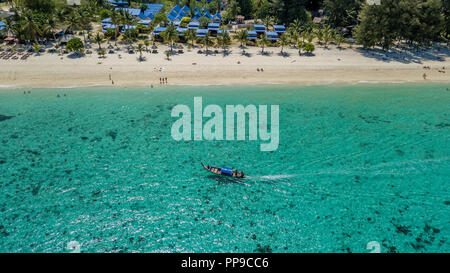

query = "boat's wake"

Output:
[[248, 174, 297, 183]]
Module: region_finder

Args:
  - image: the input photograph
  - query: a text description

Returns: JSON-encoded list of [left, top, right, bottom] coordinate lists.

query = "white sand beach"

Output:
[[0, 44, 449, 88]]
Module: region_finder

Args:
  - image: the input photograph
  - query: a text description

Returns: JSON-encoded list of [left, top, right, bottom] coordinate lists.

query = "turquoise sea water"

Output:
[[0, 84, 449, 253]]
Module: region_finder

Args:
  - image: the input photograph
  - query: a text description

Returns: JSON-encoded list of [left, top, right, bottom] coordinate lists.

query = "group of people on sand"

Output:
[[160, 77, 168, 84], [256, 68, 264, 72]]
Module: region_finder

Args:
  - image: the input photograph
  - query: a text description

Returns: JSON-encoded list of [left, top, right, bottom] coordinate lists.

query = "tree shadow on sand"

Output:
[[356, 45, 449, 64], [67, 52, 84, 59], [278, 51, 291, 57], [137, 56, 147, 62], [259, 51, 272, 56]]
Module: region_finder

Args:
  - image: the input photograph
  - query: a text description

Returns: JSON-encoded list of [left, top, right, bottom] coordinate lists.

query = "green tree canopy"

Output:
[[66, 37, 84, 53]]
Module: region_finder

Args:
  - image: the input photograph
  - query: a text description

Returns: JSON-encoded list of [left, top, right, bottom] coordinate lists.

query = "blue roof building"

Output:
[[106, 0, 129, 7], [153, 27, 167, 36], [167, 5, 191, 22], [273, 25, 286, 34], [196, 28, 208, 37], [188, 21, 200, 29], [207, 23, 220, 30], [176, 27, 188, 36], [248, 31, 258, 40], [138, 19, 152, 26], [265, 31, 279, 40], [254, 25, 266, 32], [212, 12, 222, 22], [116, 4, 163, 20], [101, 18, 112, 25]]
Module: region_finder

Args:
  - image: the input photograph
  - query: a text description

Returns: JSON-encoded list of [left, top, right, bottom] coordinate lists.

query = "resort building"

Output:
[[273, 25, 286, 35], [115, 4, 163, 20], [253, 24, 266, 37], [188, 21, 200, 30], [265, 31, 279, 41], [105, 0, 129, 8], [167, 4, 222, 23], [153, 4, 223, 39], [207, 22, 220, 36], [195, 28, 208, 38], [102, 3, 163, 32], [248, 31, 258, 40]]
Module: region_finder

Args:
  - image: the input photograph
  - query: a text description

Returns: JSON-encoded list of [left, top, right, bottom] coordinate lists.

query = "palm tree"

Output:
[[4, 17, 19, 38], [290, 19, 302, 34], [322, 26, 334, 48], [44, 16, 58, 41], [140, 3, 148, 14], [262, 16, 275, 29], [335, 33, 346, 48], [286, 26, 299, 46], [257, 34, 269, 54], [278, 33, 290, 54], [235, 29, 249, 53], [136, 43, 145, 61], [217, 30, 231, 53], [21, 10, 42, 43], [202, 33, 214, 53], [143, 39, 150, 52], [121, 10, 137, 32], [65, 12, 79, 34], [161, 24, 178, 53], [303, 30, 314, 43], [93, 33, 104, 50], [110, 10, 121, 46], [297, 39, 304, 55], [123, 30, 137, 49], [77, 7, 93, 45], [185, 28, 197, 47], [33, 43, 41, 55], [98, 49, 106, 58]]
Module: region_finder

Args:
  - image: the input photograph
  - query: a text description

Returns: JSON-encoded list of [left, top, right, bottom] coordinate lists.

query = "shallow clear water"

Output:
[[0, 84, 449, 253]]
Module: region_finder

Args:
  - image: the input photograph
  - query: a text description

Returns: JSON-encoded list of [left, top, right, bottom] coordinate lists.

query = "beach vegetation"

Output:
[[161, 23, 178, 53], [93, 32, 104, 50], [198, 16, 212, 29], [303, 42, 315, 54], [185, 28, 197, 47], [32, 42, 41, 55], [137, 43, 145, 61], [324, 0, 363, 28], [66, 37, 84, 55], [257, 33, 269, 54], [216, 30, 231, 53], [278, 33, 289, 54], [297, 39, 304, 55], [0, 0, 447, 60], [235, 29, 249, 53], [98, 49, 106, 58], [143, 39, 150, 52], [354, 0, 446, 49], [334, 33, 347, 49], [201, 33, 214, 53]]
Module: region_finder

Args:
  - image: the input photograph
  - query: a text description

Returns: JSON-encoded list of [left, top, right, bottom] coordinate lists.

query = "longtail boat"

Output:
[[201, 163, 245, 178]]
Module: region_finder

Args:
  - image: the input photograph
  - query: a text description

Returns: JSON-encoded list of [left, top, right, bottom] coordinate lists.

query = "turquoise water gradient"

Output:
[[0, 84, 449, 253]]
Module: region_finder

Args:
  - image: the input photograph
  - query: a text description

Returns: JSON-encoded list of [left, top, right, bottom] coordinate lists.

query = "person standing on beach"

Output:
[[165, 77, 168, 84]]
